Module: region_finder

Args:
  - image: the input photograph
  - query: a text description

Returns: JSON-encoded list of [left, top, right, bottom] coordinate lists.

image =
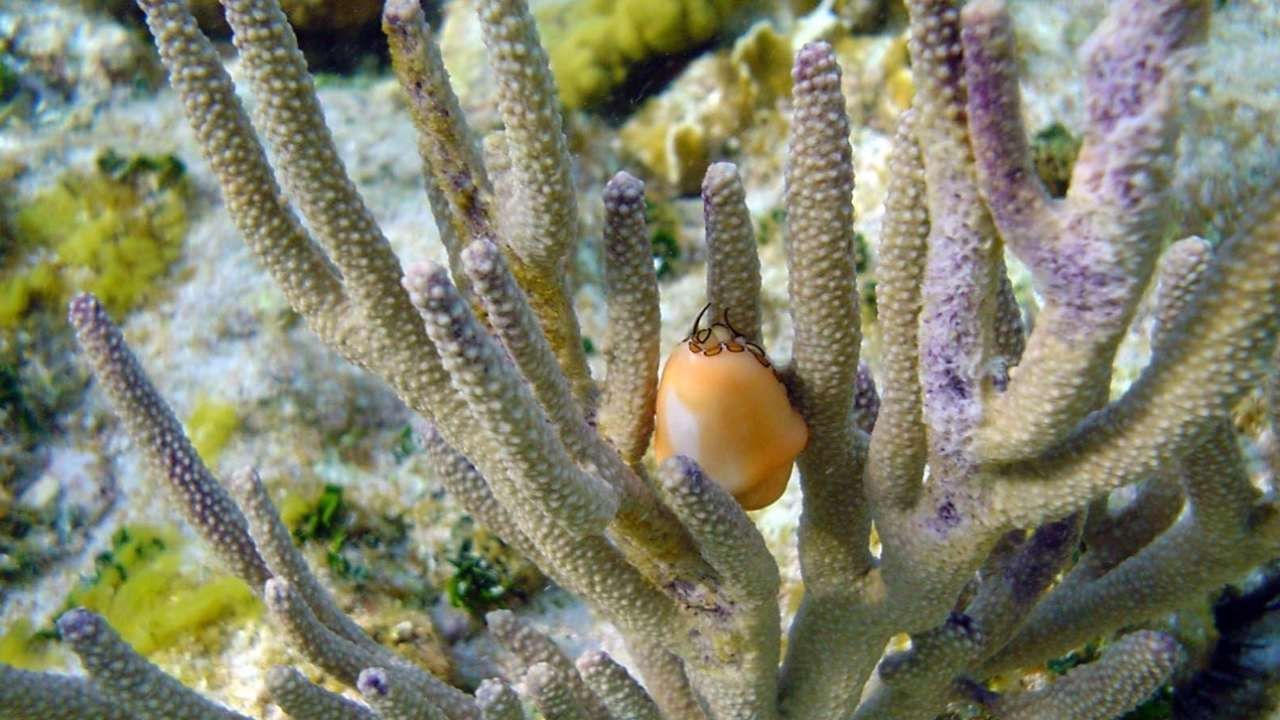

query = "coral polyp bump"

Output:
[[654, 306, 809, 510]]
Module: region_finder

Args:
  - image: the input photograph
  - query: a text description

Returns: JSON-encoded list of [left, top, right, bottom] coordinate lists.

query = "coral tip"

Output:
[[654, 308, 809, 510]]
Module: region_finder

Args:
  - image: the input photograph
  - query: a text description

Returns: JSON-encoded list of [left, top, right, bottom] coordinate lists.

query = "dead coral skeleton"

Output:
[[2, 0, 1279, 718]]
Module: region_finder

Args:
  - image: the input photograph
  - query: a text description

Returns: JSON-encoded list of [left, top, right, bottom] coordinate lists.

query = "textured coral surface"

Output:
[[1, 0, 1278, 719]]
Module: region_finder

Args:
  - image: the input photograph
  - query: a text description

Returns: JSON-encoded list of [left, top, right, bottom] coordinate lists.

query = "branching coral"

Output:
[[3, 0, 1278, 718]]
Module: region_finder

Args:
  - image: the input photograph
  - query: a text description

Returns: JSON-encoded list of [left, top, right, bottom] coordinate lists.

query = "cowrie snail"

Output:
[[654, 305, 809, 510]]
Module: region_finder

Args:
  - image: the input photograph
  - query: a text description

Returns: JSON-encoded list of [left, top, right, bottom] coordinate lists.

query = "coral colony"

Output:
[[3, 0, 1279, 718]]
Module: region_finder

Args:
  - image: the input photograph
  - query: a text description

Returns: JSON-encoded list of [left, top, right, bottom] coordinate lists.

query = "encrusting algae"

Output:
[[187, 396, 241, 465], [536, 0, 764, 109], [1, 151, 190, 328], [0, 525, 259, 670]]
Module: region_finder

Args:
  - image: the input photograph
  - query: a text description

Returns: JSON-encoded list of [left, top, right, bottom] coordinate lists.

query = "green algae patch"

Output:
[[0, 618, 59, 670], [186, 396, 240, 465], [645, 199, 683, 279], [281, 476, 441, 619], [0, 525, 260, 667], [0, 316, 91, 507], [287, 484, 346, 545], [445, 518, 543, 617], [1031, 122, 1082, 199], [63, 525, 261, 657], [1, 150, 191, 327], [286, 482, 360, 581]]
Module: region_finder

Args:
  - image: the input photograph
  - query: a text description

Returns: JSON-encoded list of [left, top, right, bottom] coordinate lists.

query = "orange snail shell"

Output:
[[653, 313, 809, 510]]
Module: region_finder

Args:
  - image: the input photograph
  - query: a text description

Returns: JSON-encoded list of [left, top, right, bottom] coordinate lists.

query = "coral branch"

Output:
[[486, 610, 610, 720], [383, 0, 494, 300], [654, 457, 780, 719], [576, 651, 664, 720], [0, 663, 130, 720], [990, 190, 1280, 528], [1151, 236, 1213, 350], [867, 110, 928, 513], [133, 0, 349, 346], [782, 39, 870, 594], [462, 235, 663, 540], [474, 0, 594, 406], [59, 608, 252, 720], [405, 262, 619, 533], [263, 578, 480, 720], [475, 679, 523, 720], [524, 662, 592, 720], [359, 667, 448, 720], [988, 411, 1277, 673], [981, 631, 1182, 720], [622, 637, 707, 720], [266, 666, 378, 720], [414, 418, 537, 559], [55, 0, 1279, 718], [229, 468, 376, 651], [68, 294, 271, 589], [598, 172, 661, 467], [703, 162, 763, 343], [222, 0, 423, 373], [777, 42, 884, 719], [970, 0, 1211, 462]]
